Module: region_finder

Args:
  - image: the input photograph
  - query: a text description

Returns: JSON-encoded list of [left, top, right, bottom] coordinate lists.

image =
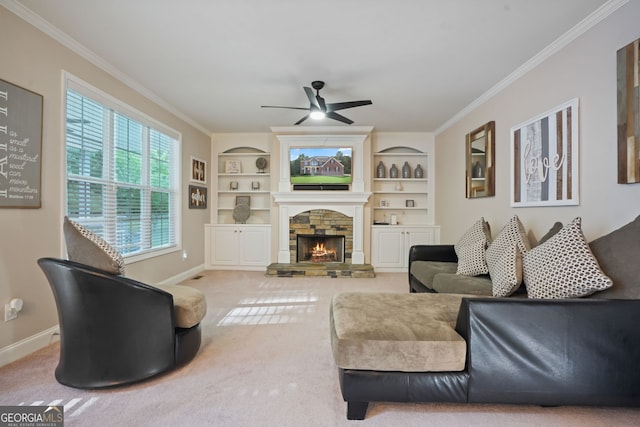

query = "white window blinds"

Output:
[[65, 80, 180, 259]]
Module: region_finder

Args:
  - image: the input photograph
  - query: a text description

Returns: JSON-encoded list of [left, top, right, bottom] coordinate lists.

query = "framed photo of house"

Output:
[[510, 98, 579, 207], [406, 200, 415, 207], [191, 156, 207, 184], [188, 185, 207, 209]]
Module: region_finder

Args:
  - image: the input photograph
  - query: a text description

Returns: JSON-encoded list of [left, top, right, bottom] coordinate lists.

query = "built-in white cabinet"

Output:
[[205, 224, 271, 270], [371, 225, 440, 271], [371, 143, 438, 270]]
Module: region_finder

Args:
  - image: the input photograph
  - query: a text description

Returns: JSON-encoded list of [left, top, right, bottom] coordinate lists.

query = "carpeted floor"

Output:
[[1, 270, 639, 426]]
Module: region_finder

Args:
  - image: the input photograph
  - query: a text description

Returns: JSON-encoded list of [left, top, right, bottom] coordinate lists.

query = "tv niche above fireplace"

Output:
[[297, 234, 346, 263], [290, 146, 352, 191]]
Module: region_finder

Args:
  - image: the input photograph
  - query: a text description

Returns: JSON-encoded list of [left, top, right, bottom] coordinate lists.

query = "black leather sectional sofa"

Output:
[[333, 215, 640, 420]]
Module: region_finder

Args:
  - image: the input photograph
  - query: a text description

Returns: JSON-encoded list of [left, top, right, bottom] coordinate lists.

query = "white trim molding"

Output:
[[0, 325, 59, 368]]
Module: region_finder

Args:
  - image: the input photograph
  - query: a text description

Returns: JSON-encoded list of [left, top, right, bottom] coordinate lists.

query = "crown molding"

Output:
[[435, 0, 629, 135], [1, 0, 212, 136]]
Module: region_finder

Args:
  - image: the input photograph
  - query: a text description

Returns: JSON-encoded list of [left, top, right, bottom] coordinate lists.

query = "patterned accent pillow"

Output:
[[63, 216, 126, 275], [486, 215, 531, 297], [454, 218, 491, 276], [523, 217, 612, 299]]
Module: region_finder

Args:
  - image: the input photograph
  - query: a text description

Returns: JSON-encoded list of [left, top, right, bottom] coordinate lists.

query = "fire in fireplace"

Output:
[[297, 234, 345, 263]]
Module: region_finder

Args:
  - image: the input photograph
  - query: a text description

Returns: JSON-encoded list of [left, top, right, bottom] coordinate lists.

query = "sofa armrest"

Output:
[[408, 244, 458, 264], [408, 245, 458, 292], [455, 298, 640, 407]]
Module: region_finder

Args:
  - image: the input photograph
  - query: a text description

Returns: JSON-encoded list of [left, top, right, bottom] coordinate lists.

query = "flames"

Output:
[[309, 242, 336, 262]]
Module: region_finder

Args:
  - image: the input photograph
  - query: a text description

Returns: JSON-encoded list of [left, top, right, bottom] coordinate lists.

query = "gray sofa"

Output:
[[330, 215, 640, 420]]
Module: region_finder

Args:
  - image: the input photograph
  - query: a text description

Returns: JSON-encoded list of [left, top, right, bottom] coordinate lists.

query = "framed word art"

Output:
[[0, 79, 43, 208], [510, 98, 579, 207], [188, 185, 207, 209]]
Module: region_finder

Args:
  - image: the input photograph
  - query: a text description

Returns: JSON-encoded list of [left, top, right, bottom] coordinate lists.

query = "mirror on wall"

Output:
[[465, 121, 495, 198]]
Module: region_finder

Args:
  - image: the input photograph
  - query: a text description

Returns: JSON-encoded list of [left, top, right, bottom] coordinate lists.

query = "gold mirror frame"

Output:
[[466, 121, 495, 198]]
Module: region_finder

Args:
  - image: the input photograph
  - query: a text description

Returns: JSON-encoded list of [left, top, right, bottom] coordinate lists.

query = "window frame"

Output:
[[63, 72, 182, 264]]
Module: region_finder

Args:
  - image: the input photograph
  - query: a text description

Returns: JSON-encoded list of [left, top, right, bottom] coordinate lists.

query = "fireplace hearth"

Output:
[[297, 234, 345, 263]]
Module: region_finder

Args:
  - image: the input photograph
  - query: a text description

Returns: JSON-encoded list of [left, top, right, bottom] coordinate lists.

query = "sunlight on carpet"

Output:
[[217, 292, 319, 326]]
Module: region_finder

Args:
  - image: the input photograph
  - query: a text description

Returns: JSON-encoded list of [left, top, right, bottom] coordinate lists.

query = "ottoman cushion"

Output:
[[330, 292, 468, 372]]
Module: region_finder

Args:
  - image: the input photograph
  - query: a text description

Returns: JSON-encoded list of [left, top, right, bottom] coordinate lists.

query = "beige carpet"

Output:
[[1, 270, 639, 426]]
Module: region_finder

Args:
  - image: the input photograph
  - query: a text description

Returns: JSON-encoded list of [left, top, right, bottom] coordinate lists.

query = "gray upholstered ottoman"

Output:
[[330, 292, 467, 372]]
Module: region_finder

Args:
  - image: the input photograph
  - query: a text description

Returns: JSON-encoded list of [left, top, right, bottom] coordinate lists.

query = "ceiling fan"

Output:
[[261, 81, 372, 125]]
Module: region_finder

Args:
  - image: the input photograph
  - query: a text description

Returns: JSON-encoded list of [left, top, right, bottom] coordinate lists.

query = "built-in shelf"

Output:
[[373, 148, 429, 226], [216, 147, 271, 225]]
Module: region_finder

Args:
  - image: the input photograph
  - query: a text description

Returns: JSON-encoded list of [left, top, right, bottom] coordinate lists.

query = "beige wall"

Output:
[[435, 1, 640, 244], [0, 10, 210, 351]]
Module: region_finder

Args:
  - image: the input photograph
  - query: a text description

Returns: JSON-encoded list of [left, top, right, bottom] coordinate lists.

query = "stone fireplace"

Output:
[[297, 234, 345, 263], [267, 128, 375, 277], [291, 210, 351, 263]]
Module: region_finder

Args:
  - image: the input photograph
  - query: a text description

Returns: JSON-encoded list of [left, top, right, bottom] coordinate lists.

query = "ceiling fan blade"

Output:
[[326, 111, 354, 125], [304, 87, 320, 109], [316, 95, 327, 112], [294, 114, 310, 125], [326, 100, 372, 112], [261, 105, 310, 111]]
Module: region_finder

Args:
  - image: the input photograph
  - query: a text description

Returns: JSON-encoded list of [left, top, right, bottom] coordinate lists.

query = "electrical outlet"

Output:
[[4, 304, 17, 321]]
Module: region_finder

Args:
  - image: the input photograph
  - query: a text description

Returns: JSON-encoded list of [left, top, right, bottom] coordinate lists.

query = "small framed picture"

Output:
[[191, 156, 207, 184], [379, 199, 389, 208], [406, 200, 415, 207], [229, 181, 239, 190], [225, 159, 241, 174], [235, 195, 250, 206], [251, 181, 260, 190], [188, 185, 207, 209]]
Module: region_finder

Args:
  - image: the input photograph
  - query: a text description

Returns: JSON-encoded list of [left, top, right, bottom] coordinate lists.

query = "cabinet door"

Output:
[[237, 227, 270, 266], [371, 228, 405, 268], [404, 227, 435, 253], [210, 227, 239, 265]]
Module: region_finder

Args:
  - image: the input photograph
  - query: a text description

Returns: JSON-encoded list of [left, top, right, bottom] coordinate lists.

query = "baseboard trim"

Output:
[[0, 325, 60, 368], [156, 263, 206, 286]]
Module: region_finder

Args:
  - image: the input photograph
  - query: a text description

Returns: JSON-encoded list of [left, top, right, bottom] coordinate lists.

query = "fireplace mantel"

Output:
[[272, 192, 370, 264], [272, 191, 370, 215], [271, 128, 373, 265]]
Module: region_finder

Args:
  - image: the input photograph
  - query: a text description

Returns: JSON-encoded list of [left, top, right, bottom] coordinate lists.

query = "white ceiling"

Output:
[[9, 0, 616, 134]]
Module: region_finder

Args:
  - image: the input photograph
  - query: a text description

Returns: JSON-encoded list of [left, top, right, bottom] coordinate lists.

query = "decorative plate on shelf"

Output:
[[255, 157, 267, 172], [232, 203, 250, 223]]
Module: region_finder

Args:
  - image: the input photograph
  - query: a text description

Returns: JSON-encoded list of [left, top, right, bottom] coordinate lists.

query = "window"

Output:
[[65, 76, 180, 261]]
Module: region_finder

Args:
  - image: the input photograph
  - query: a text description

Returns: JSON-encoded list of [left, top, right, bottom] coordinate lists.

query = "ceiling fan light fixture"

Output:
[[310, 110, 325, 120], [261, 80, 372, 125]]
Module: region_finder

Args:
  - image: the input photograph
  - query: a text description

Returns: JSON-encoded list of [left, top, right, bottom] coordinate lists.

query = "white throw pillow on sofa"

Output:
[[523, 217, 612, 299], [454, 218, 491, 276], [486, 215, 531, 297]]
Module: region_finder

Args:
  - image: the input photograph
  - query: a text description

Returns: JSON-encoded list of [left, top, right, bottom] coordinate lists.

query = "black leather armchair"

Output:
[[38, 257, 202, 389]]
